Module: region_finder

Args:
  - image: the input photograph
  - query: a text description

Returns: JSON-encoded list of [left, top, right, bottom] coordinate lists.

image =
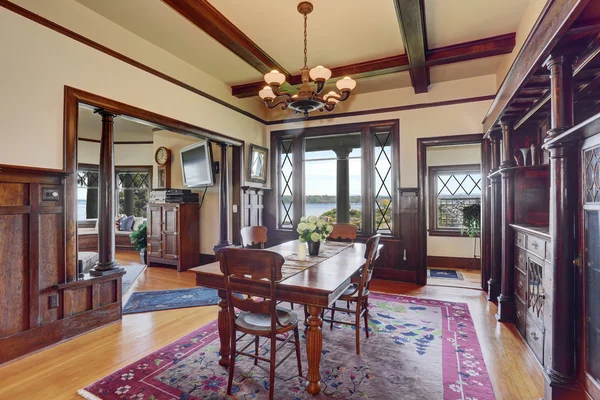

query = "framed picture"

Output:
[[248, 144, 268, 184]]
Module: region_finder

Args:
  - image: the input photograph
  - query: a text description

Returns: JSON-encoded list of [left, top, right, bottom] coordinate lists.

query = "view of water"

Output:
[[305, 203, 361, 217]]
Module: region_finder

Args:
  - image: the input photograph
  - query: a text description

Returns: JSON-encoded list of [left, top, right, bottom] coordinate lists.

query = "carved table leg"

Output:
[[305, 305, 323, 395], [217, 289, 231, 367]]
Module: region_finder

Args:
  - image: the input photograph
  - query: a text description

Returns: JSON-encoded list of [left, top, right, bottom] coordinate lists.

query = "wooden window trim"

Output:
[[428, 163, 481, 237]]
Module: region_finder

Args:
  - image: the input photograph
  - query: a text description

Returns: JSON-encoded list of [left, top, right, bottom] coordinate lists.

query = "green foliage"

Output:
[[375, 199, 392, 230], [297, 216, 333, 242], [129, 223, 147, 252], [321, 208, 362, 229], [461, 203, 481, 238]]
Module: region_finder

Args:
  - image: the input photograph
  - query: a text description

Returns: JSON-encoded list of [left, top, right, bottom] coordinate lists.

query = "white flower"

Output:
[[307, 215, 318, 224], [326, 224, 334, 233], [310, 232, 320, 242], [300, 216, 307, 223], [307, 223, 316, 231], [316, 220, 325, 228]]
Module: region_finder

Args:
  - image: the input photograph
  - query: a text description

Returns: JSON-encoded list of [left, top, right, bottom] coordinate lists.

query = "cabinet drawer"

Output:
[[515, 297, 527, 337], [526, 316, 544, 364], [515, 268, 527, 302], [515, 232, 526, 249], [515, 247, 527, 273], [526, 236, 546, 259]]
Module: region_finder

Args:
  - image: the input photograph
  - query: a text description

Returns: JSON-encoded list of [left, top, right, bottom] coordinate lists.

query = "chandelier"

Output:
[[258, 1, 356, 119]]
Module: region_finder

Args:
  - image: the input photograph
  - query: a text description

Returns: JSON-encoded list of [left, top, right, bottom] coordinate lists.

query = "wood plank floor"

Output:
[[0, 251, 545, 399]]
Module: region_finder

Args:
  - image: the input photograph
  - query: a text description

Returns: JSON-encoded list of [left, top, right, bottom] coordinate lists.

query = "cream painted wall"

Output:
[[426, 144, 482, 258], [0, 8, 268, 254]]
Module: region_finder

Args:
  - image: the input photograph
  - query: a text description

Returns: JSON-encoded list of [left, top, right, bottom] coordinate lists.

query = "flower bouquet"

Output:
[[297, 215, 333, 255]]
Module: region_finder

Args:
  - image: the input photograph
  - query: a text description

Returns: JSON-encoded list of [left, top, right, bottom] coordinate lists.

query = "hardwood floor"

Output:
[[0, 251, 544, 399]]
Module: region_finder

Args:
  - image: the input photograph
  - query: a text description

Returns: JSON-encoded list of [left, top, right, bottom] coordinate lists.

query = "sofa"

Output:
[[77, 217, 145, 252]]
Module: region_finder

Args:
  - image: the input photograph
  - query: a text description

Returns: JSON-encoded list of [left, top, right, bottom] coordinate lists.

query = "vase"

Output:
[[519, 148, 530, 166], [530, 143, 537, 166], [307, 240, 321, 256], [513, 149, 522, 166]]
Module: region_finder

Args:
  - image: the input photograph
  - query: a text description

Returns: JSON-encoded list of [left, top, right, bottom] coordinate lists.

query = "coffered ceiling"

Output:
[[75, 0, 531, 98]]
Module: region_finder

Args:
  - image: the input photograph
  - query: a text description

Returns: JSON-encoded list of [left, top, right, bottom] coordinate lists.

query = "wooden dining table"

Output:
[[190, 240, 371, 395]]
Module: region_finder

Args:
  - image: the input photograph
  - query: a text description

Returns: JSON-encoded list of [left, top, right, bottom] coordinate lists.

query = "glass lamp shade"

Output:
[[323, 91, 340, 102], [309, 65, 332, 82], [264, 70, 286, 85], [336, 76, 357, 91], [258, 86, 276, 100]]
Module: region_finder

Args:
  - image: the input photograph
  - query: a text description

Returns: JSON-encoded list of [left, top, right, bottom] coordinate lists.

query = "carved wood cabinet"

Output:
[[512, 225, 552, 367], [147, 202, 200, 272]]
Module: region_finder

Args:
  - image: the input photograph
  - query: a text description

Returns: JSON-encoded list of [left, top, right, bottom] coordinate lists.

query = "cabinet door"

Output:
[[147, 205, 163, 258], [162, 205, 179, 261]]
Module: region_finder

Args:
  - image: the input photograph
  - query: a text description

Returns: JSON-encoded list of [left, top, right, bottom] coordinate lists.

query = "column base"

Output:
[[544, 368, 583, 400], [495, 295, 514, 322], [89, 266, 124, 277], [487, 279, 501, 302], [213, 241, 233, 252]]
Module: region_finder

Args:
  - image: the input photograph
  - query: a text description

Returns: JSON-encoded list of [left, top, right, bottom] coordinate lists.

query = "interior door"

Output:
[[580, 136, 600, 399], [162, 205, 179, 261], [147, 205, 163, 258]]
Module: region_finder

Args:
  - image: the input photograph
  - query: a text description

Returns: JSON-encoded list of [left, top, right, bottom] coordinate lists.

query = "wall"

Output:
[[426, 144, 482, 258]]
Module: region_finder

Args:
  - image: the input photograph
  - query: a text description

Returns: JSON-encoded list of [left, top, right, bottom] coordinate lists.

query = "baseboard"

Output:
[[428, 256, 480, 270], [199, 253, 216, 265]]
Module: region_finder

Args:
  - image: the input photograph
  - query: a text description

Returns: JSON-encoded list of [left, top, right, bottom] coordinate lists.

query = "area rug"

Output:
[[80, 293, 495, 399], [428, 268, 464, 280], [121, 264, 147, 295], [122, 287, 220, 315]]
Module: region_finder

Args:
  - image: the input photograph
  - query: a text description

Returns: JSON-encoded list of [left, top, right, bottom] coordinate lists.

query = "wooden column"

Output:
[[496, 119, 516, 321], [91, 110, 119, 275], [487, 130, 502, 301], [334, 147, 352, 223], [544, 54, 580, 399], [214, 143, 232, 251]]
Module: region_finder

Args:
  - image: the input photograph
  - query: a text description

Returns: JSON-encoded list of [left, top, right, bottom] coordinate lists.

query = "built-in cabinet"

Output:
[[147, 202, 200, 272]]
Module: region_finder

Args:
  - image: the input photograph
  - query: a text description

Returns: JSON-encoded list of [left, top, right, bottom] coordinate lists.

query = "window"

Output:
[[272, 121, 399, 236], [77, 167, 99, 220], [116, 169, 151, 218], [428, 165, 481, 236]]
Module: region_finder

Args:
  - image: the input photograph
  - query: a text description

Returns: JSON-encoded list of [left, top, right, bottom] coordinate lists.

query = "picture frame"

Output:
[[248, 144, 268, 184]]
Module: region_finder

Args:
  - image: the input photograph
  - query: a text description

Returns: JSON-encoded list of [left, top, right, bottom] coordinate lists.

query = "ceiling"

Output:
[[74, 0, 530, 97]]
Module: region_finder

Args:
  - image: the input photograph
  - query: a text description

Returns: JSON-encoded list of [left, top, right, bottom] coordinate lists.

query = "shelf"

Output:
[[543, 111, 600, 149], [488, 164, 549, 178], [510, 224, 550, 239]]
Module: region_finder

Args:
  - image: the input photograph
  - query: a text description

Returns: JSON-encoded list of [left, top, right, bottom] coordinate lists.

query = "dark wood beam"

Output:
[[393, 0, 430, 93], [232, 35, 515, 98], [162, 0, 290, 77]]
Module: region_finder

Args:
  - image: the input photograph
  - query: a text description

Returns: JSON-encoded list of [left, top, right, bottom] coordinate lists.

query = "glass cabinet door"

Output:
[[584, 210, 600, 384]]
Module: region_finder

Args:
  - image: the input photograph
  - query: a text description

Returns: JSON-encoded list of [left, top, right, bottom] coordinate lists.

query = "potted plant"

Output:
[[297, 215, 333, 256], [461, 204, 481, 266], [129, 222, 147, 265]]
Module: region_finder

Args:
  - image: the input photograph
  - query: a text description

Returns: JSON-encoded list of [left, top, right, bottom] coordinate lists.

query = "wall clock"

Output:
[[155, 146, 171, 189]]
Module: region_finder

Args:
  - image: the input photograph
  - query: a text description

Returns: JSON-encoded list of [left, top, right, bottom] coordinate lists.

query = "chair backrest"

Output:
[[217, 248, 286, 327], [327, 223, 357, 242], [358, 234, 381, 294], [240, 226, 268, 249]]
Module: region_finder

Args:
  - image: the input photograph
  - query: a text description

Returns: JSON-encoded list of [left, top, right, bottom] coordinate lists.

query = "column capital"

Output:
[[94, 108, 119, 120], [218, 141, 231, 149], [543, 53, 576, 70], [333, 147, 352, 160]]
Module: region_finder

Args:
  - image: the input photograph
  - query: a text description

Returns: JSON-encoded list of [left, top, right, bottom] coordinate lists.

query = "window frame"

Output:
[[269, 120, 400, 238], [428, 163, 482, 237]]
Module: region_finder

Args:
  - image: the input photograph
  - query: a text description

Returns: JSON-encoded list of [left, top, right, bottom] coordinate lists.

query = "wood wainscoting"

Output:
[[427, 256, 479, 270], [0, 165, 124, 365]]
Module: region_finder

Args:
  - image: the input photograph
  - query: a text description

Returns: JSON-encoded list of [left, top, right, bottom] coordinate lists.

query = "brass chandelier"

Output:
[[258, 1, 356, 119]]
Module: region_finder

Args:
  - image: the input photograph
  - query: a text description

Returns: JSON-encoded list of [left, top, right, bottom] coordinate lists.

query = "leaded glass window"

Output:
[[117, 169, 151, 218], [77, 168, 99, 220], [375, 131, 393, 233], [280, 140, 293, 228]]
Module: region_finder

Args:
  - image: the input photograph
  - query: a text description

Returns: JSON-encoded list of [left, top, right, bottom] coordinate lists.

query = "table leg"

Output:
[[217, 289, 231, 367], [305, 305, 323, 395]]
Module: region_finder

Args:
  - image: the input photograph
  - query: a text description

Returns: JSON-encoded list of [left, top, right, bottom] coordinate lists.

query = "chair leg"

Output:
[[330, 307, 335, 330], [289, 302, 294, 309], [294, 326, 303, 376], [227, 331, 237, 395], [355, 305, 361, 355], [254, 335, 259, 365], [363, 298, 370, 339], [269, 335, 277, 400]]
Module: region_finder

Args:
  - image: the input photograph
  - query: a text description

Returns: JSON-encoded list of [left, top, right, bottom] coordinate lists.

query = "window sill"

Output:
[[428, 230, 479, 238]]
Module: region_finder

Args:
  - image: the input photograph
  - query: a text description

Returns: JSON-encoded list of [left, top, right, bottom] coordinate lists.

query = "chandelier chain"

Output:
[[303, 12, 308, 68]]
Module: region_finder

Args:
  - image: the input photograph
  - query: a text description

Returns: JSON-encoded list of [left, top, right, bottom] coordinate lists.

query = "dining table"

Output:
[[189, 240, 373, 395]]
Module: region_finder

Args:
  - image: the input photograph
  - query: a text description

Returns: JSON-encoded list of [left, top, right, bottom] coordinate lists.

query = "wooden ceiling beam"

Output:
[[393, 0, 430, 93], [162, 0, 290, 77], [232, 35, 515, 98]]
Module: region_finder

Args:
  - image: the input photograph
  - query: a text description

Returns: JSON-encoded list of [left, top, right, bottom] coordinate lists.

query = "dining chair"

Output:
[[217, 248, 302, 400], [327, 223, 358, 242], [321, 234, 381, 355], [240, 226, 268, 248]]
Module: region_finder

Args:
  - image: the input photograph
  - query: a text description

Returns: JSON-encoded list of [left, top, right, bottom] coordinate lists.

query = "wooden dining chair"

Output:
[[327, 223, 358, 242], [321, 234, 381, 355], [217, 248, 302, 400], [240, 226, 268, 248]]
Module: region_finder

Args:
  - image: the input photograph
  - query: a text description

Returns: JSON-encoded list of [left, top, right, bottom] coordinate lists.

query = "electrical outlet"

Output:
[[49, 294, 59, 309]]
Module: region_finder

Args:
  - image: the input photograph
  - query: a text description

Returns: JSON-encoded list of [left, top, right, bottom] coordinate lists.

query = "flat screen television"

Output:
[[180, 140, 215, 187]]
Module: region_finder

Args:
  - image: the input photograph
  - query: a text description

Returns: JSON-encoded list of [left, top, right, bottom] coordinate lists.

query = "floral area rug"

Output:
[[122, 288, 220, 315], [79, 294, 495, 399]]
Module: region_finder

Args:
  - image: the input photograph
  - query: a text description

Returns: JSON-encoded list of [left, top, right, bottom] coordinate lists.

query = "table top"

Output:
[[190, 240, 369, 304]]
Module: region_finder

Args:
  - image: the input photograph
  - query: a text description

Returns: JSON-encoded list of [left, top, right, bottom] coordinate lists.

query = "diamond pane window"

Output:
[[77, 168, 99, 220], [117, 170, 151, 218], [584, 146, 600, 203], [374, 131, 393, 233], [430, 165, 481, 231], [280, 140, 293, 228]]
